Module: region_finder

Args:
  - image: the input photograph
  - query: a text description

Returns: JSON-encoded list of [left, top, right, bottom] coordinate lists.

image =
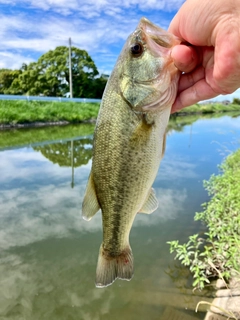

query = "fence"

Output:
[[0, 94, 101, 103]]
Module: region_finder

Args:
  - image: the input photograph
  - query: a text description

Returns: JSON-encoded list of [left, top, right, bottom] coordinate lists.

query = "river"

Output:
[[0, 113, 240, 320]]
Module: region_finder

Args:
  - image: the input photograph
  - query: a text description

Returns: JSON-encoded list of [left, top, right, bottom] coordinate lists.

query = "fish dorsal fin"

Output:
[[139, 188, 158, 214], [82, 171, 100, 221]]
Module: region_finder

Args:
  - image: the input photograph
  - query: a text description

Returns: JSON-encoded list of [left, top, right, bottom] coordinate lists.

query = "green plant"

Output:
[[176, 102, 240, 115], [168, 148, 240, 290], [0, 100, 100, 124]]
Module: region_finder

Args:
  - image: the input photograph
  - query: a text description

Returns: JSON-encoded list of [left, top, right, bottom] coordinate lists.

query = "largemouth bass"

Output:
[[82, 17, 180, 288]]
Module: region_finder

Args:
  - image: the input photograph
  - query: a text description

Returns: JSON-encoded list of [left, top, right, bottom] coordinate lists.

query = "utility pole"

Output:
[[69, 37, 73, 98], [71, 140, 74, 188]]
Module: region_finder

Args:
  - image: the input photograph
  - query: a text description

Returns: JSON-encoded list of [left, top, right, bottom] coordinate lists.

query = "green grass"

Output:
[[1, 100, 240, 126], [168, 148, 240, 290], [177, 103, 240, 114], [0, 100, 100, 125]]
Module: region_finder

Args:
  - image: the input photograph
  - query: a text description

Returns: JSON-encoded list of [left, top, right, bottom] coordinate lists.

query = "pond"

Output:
[[0, 113, 240, 320]]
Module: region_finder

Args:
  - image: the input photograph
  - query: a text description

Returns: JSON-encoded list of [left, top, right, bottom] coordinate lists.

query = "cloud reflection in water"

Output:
[[0, 143, 189, 319]]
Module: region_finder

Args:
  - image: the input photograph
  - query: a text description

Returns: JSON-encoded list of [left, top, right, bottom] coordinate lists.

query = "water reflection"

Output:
[[0, 113, 240, 319], [0, 168, 187, 251], [34, 138, 93, 167], [0, 123, 95, 151]]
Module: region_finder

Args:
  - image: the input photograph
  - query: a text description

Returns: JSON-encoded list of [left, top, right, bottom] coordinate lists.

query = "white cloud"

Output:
[[0, 147, 91, 182], [0, 51, 34, 69], [0, 182, 187, 251], [0, 171, 187, 318], [134, 187, 187, 226], [0, 182, 98, 250], [0, 252, 115, 319], [0, 13, 134, 69], [3, 0, 184, 15], [0, 0, 184, 69], [158, 156, 198, 180]]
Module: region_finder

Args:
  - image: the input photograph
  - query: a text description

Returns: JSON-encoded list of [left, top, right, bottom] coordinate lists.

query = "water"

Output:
[[0, 113, 240, 320]]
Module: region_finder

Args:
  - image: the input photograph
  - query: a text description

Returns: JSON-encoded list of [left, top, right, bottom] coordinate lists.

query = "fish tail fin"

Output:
[[95, 244, 134, 288]]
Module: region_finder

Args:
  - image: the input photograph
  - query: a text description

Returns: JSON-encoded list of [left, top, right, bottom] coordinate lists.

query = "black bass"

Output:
[[82, 17, 180, 288]]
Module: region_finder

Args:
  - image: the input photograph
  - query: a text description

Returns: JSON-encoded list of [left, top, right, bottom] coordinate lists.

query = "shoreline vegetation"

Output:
[[168, 148, 240, 291], [0, 100, 100, 129], [1, 100, 240, 129]]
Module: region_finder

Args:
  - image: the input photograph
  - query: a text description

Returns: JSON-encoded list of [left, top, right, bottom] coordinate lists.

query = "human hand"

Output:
[[168, 0, 240, 113]]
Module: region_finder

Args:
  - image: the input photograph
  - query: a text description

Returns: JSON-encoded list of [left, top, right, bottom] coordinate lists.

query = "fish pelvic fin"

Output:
[[82, 171, 100, 221], [95, 244, 134, 288], [139, 188, 158, 214]]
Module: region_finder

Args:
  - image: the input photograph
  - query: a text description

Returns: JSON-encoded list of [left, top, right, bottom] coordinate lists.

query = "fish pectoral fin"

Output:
[[82, 171, 100, 221], [139, 188, 158, 214]]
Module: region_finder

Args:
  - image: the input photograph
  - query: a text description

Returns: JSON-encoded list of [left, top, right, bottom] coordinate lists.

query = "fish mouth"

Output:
[[120, 18, 180, 112], [138, 17, 178, 48]]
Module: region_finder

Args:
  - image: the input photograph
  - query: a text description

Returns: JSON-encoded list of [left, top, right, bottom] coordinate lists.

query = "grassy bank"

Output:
[[168, 148, 240, 290], [176, 103, 240, 114], [0, 100, 240, 127], [0, 100, 100, 125]]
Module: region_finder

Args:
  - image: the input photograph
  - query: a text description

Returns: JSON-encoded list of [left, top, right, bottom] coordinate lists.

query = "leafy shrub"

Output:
[[168, 149, 240, 290]]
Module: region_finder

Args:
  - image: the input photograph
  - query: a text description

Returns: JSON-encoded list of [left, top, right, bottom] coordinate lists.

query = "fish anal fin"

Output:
[[95, 244, 134, 288], [139, 188, 158, 214], [82, 171, 100, 221]]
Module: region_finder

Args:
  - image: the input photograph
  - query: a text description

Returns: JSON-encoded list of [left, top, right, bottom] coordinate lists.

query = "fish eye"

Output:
[[130, 42, 144, 57]]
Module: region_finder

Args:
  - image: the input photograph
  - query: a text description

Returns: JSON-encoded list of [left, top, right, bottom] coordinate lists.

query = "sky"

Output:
[[0, 0, 184, 72], [1, 0, 240, 101]]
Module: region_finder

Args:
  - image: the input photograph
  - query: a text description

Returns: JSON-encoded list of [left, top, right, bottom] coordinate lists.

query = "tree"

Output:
[[233, 98, 240, 105], [9, 46, 102, 97], [34, 138, 93, 167], [0, 68, 22, 94], [82, 75, 107, 99], [38, 46, 99, 97]]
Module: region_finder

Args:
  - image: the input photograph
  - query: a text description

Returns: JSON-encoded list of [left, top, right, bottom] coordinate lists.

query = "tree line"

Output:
[[0, 46, 108, 98]]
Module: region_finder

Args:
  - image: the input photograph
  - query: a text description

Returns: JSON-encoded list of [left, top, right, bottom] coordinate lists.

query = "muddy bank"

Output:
[[0, 119, 96, 130]]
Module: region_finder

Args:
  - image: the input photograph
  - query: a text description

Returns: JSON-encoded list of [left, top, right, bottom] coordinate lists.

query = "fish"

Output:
[[82, 17, 181, 288]]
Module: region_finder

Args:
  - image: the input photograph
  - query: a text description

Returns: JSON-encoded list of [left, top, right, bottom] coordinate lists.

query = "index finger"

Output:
[[171, 44, 200, 73]]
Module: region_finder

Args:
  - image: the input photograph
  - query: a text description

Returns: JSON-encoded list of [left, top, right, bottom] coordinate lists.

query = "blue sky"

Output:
[[1, 0, 240, 101], [0, 0, 184, 73]]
